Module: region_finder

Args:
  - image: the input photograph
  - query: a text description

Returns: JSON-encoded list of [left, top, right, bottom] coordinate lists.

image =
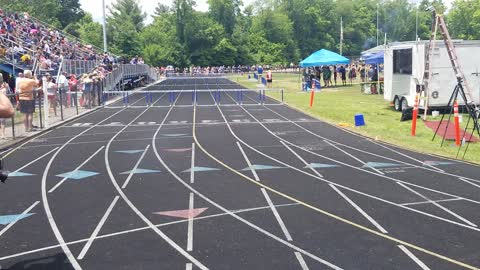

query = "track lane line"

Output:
[[0, 201, 39, 238], [398, 245, 432, 270], [397, 182, 477, 227], [77, 196, 120, 260], [366, 139, 445, 172], [41, 106, 132, 270], [279, 141, 323, 178], [329, 185, 388, 234], [11, 147, 59, 174], [258, 102, 480, 184], [0, 203, 300, 262], [230, 98, 480, 217], [190, 143, 195, 184], [212, 92, 480, 269], [187, 192, 194, 251], [323, 140, 385, 175], [104, 93, 209, 269], [260, 188, 293, 241], [121, 144, 150, 189], [223, 91, 480, 231], [400, 198, 463, 206], [1, 92, 147, 159], [295, 251, 310, 270], [48, 146, 106, 193], [151, 103, 344, 269]]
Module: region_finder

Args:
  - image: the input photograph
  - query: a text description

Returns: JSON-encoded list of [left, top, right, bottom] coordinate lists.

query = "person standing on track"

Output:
[[266, 69, 273, 88], [17, 70, 38, 132]]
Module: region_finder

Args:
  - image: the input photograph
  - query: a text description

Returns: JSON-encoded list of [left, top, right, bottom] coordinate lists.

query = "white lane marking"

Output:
[[12, 147, 59, 173], [280, 140, 323, 178], [367, 139, 445, 172], [186, 263, 192, 270], [77, 196, 120, 260], [258, 104, 480, 184], [190, 143, 195, 184], [187, 193, 194, 251], [397, 182, 477, 227], [105, 94, 209, 270], [295, 252, 310, 270], [261, 188, 293, 241], [400, 198, 463, 206], [0, 203, 300, 262], [154, 105, 343, 270], [458, 177, 480, 189], [0, 201, 39, 238], [324, 140, 384, 175], [236, 142, 260, 181], [217, 96, 480, 231], [42, 106, 129, 270], [398, 245, 431, 270], [236, 138, 294, 241], [329, 185, 388, 234], [48, 146, 106, 193], [122, 145, 150, 189]]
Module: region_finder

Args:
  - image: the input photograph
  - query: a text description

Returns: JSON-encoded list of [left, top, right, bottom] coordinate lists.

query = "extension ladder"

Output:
[[423, 11, 476, 117]]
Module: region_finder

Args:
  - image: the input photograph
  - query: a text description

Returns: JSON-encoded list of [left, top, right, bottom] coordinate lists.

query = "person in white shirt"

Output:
[[57, 72, 69, 107], [15, 73, 24, 93]]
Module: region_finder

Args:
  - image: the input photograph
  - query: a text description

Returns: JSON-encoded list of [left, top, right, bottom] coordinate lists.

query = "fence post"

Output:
[[37, 91, 43, 129], [59, 87, 64, 121], [74, 90, 79, 115], [11, 115, 15, 140], [42, 77, 49, 128]]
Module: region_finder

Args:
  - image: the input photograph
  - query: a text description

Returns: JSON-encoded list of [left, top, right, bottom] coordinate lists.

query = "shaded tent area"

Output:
[[299, 49, 350, 67], [365, 51, 384, 64]]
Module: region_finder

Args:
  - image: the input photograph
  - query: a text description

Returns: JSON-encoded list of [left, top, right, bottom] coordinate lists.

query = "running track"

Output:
[[0, 77, 479, 269]]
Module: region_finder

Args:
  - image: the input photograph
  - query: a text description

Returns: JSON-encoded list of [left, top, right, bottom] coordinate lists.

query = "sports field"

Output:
[[0, 77, 479, 269]]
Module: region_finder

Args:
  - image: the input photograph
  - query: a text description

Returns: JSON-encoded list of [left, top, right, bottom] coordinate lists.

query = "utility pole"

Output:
[[415, 0, 419, 41], [376, 3, 379, 47], [102, 0, 108, 53], [340, 16, 343, 55]]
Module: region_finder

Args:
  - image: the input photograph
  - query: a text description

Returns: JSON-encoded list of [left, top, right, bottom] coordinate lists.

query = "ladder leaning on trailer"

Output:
[[422, 8, 478, 119]]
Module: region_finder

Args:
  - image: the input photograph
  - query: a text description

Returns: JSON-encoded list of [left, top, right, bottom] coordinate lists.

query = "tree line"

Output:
[[2, 0, 480, 68]]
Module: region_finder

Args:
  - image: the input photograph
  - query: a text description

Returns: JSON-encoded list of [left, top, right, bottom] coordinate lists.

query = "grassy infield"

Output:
[[230, 73, 480, 164]]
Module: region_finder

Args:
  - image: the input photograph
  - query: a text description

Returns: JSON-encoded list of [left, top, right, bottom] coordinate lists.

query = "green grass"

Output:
[[229, 73, 480, 164]]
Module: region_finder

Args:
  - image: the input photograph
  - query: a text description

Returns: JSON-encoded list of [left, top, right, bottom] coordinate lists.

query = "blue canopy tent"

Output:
[[299, 49, 350, 67], [365, 51, 384, 65]]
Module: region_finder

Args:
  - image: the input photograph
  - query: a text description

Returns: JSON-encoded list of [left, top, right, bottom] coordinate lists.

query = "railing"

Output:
[[61, 59, 101, 77]]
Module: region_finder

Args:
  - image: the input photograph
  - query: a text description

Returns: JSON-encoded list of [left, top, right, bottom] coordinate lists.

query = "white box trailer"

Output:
[[383, 40, 480, 111]]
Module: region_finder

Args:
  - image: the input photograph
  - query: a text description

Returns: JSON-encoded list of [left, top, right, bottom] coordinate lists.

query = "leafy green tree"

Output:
[[76, 14, 103, 49], [141, 14, 181, 66], [448, 0, 480, 40], [0, 0, 61, 26], [185, 12, 225, 66], [173, 0, 196, 45], [213, 38, 237, 65], [154, 3, 172, 16], [57, 0, 85, 28], [108, 0, 146, 33], [107, 0, 145, 56], [207, 0, 241, 35]]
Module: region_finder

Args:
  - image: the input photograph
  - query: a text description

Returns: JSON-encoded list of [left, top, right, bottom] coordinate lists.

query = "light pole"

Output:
[[376, 2, 379, 47], [415, 0, 419, 41], [102, 0, 108, 53], [340, 16, 343, 55]]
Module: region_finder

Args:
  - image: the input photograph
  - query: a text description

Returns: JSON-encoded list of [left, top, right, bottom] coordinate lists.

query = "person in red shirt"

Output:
[[68, 75, 78, 107]]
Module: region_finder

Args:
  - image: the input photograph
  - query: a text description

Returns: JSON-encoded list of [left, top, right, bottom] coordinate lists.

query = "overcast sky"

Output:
[[79, 0, 454, 24]]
